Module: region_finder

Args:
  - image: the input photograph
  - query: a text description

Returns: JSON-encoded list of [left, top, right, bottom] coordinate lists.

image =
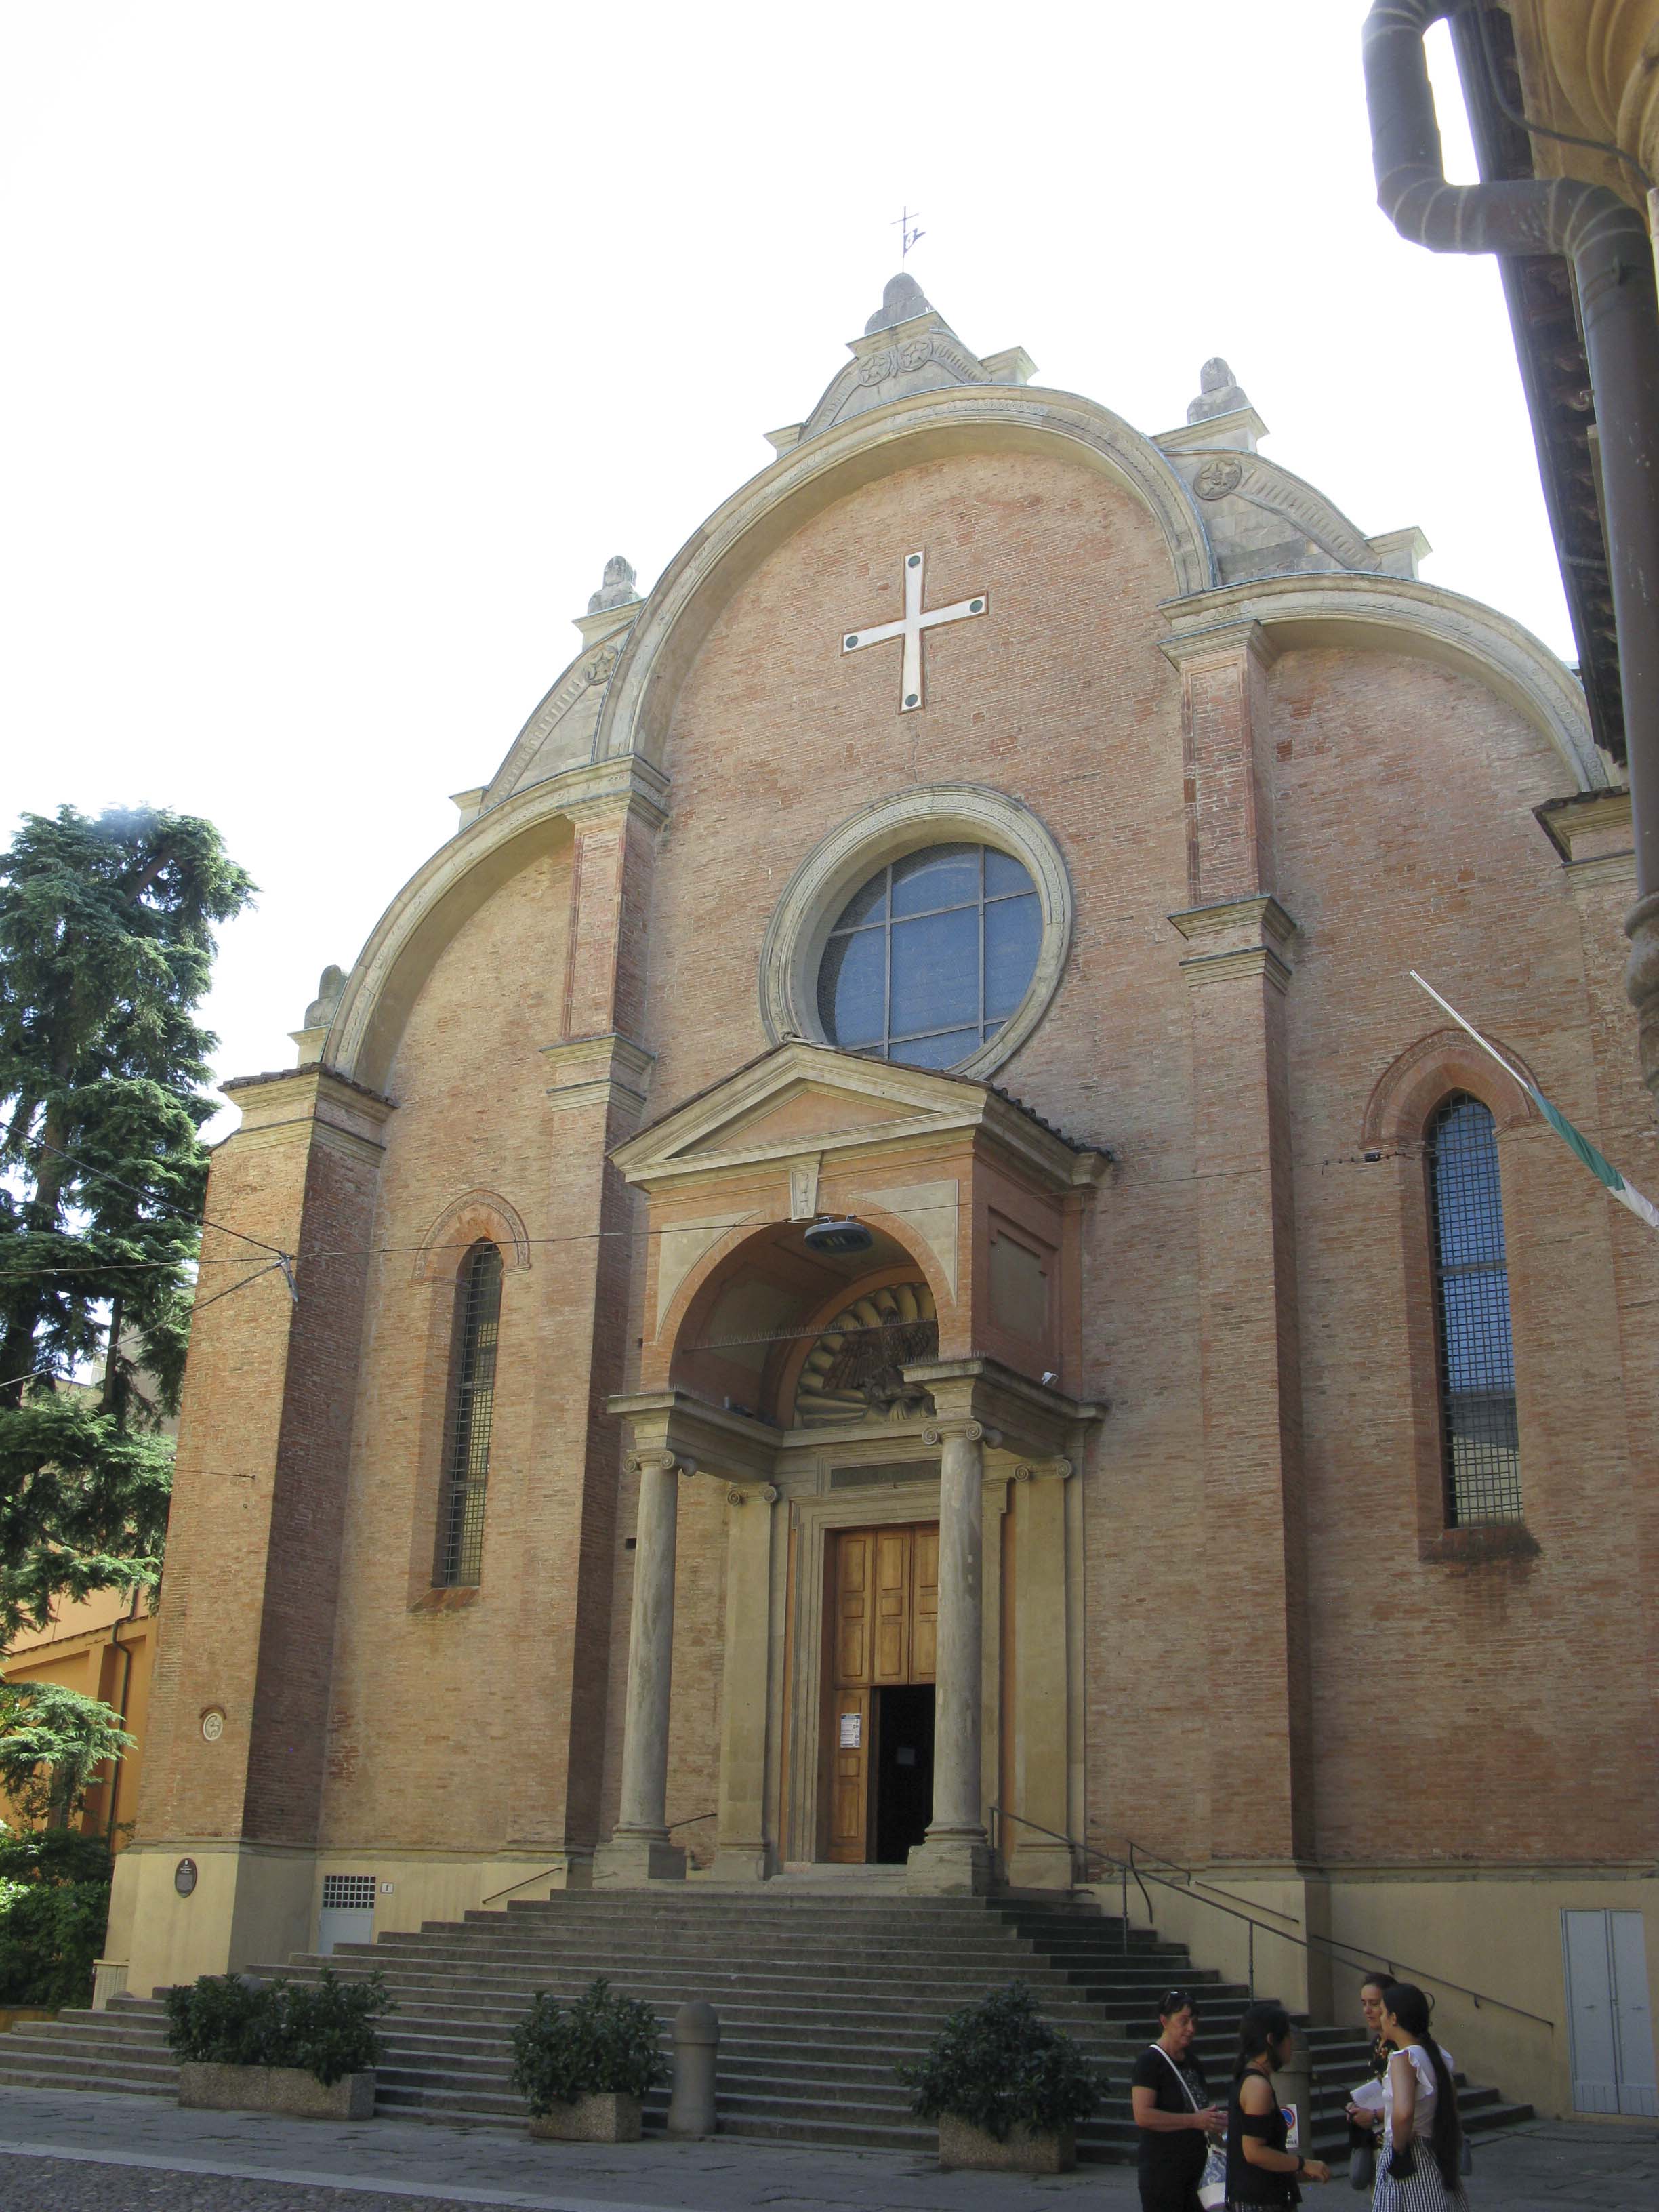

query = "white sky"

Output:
[[2, 3, 1564, 1134]]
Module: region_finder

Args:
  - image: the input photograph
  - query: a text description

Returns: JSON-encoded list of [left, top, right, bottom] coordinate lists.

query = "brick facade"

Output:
[[117, 301, 1656, 2105]]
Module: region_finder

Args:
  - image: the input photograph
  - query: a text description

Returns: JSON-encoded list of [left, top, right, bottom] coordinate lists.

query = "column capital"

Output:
[[625, 1450, 696, 1479], [1158, 614, 1281, 676], [923, 1420, 1001, 1449], [1012, 1456, 1073, 1483], [544, 1031, 655, 1120], [1168, 893, 1298, 994], [904, 1355, 1105, 1465], [609, 1389, 780, 1486], [723, 1482, 779, 1506]]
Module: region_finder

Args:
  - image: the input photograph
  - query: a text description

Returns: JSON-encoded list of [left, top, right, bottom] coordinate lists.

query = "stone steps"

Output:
[[0, 1891, 1534, 2161]]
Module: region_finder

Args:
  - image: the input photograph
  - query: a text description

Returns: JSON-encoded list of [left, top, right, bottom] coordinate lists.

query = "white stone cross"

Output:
[[840, 550, 989, 713]]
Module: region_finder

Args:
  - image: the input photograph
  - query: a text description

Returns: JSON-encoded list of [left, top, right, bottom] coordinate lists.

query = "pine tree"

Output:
[[0, 806, 255, 1641]]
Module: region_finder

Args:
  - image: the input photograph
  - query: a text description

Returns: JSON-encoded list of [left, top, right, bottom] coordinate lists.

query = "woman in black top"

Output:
[[1225, 2000, 1330, 2205], [1130, 1988, 1223, 2212]]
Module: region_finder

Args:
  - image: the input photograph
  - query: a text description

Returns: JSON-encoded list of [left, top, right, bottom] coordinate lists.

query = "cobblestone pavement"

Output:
[[0, 2091, 1654, 2211]]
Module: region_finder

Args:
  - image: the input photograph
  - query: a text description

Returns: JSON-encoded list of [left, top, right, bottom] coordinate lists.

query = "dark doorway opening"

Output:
[[872, 1683, 935, 1864]]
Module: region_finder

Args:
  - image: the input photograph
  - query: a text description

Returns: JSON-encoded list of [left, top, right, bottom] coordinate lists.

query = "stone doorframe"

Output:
[[783, 1473, 1000, 1875], [597, 1361, 1101, 1894]]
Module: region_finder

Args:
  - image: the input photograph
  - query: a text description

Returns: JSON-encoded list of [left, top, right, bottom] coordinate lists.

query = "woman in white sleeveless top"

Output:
[[1371, 1982, 1467, 2211]]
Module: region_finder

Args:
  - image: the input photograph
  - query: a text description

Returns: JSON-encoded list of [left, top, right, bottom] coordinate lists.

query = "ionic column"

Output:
[[908, 1417, 998, 1894], [594, 1449, 691, 1884]]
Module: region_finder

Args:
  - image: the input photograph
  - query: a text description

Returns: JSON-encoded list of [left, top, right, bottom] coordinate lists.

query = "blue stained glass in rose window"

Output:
[[815, 843, 1041, 1069]]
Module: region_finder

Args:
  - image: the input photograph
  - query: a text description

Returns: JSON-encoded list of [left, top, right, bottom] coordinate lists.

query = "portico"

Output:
[[591, 1042, 1107, 1892]]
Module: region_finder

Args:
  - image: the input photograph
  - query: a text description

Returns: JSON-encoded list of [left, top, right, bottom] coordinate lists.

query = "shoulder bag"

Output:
[[1151, 2045, 1227, 2211]]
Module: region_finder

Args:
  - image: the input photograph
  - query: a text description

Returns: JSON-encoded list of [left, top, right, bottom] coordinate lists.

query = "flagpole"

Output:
[[1408, 971, 1532, 1092], [1408, 971, 1659, 1233]]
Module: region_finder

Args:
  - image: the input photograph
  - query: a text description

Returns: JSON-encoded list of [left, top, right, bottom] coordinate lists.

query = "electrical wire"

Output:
[[1473, 0, 1654, 194], [26, 1136, 291, 1261]]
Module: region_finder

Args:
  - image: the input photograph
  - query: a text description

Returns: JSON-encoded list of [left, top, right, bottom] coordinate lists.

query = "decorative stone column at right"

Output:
[[907, 1416, 1000, 1895]]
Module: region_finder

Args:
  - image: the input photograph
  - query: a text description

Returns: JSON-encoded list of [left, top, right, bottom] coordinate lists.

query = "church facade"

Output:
[[106, 276, 1658, 2118]]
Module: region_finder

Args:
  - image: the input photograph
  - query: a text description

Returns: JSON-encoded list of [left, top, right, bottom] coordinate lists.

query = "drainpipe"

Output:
[[102, 1586, 142, 1850], [1363, 1, 1659, 1112]]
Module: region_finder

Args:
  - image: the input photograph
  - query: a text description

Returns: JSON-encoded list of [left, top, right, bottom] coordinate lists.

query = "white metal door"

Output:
[[1562, 1908, 1658, 2117], [1609, 1912, 1658, 2116], [317, 1872, 375, 1959]]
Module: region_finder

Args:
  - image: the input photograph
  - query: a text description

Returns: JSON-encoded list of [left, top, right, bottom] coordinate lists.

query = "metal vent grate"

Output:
[[321, 1874, 375, 1912], [1427, 1092, 1522, 1525], [434, 1241, 504, 1586]]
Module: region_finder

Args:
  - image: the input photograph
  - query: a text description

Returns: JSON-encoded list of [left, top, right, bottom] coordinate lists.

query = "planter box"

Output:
[[937, 2114, 1076, 2174], [529, 2091, 643, 2142], [178, 2062, 376, 2121]]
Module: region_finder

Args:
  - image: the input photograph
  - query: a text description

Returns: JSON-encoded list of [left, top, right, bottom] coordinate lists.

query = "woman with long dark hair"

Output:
[[1373, 1982, 1466, 2209], [1223, 1999, 1330, 2204]]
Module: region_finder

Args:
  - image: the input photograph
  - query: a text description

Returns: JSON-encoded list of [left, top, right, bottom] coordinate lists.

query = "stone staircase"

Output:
[[0, 1889, 1532, 2162]]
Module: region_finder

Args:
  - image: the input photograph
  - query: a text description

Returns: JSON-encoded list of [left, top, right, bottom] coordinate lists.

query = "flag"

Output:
[[1410, 972, 1659, 1233]]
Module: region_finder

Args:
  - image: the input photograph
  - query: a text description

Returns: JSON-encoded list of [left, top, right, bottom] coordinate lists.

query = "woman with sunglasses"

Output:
[[1130, 1987, 1224, 2212]]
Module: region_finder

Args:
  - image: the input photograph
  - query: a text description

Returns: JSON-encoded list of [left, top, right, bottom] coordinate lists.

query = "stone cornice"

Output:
[[901, 1355, 1105, 1461], [609, 1042, 1099, 1197], [1160, 571, 1601, 792], [605, 1389, 782, 1483], [1534, 787, 1633, 864], [220, 1065, 395, 1150], [325, 756, 669, 1093], [1169, 895, 1298, 994], [544, 1033, 656, 1120], [1168, 895, 1297, 949], [1158, 616, 1281, 674], [594, 382, 1216, 769]]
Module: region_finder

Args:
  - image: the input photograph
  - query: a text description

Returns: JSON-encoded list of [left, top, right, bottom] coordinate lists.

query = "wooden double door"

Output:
[[827, 1522, 938, 1864]]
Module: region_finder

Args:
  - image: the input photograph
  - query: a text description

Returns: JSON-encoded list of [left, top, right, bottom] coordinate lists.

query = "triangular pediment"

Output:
[[611, 1043, 996, 1185], [681, 1080, 918, 1153]]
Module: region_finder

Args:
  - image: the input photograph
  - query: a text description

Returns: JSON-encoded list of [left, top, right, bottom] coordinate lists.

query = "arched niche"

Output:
[[659, 1217, 958, 1428]]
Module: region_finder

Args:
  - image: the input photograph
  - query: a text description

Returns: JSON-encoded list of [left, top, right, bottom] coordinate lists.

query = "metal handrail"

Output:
[[1126, 1837, 1300, 1928], [989, 1805, 1554, 2030], [481, 1811, 716, 1906], [480, 1866, 568, 1907]]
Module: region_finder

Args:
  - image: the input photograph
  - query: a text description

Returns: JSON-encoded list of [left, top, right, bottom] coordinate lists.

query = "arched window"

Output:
[[1426, 1094, 1521, 1525], [434, 1240, 504, 1585]]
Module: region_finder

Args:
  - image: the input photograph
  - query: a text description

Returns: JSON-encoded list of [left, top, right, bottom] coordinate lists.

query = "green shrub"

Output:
[[509, 1977, 668, 2112], [163, 1967, 391, 2086], [897, 1980, 1102, 2142], [0, 1829, 113, 2010]]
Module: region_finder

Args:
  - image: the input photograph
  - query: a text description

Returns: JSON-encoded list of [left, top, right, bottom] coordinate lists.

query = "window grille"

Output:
[[321, 1874, 375, 1912], [1427, 1093, 1522, 1525], [434, 1240, 504, 1586]]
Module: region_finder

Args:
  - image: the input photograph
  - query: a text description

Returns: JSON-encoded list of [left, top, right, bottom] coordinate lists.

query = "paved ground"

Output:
[[0, 2091, 1654, 2211]]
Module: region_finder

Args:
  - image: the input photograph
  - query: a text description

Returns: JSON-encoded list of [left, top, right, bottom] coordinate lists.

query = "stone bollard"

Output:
[[666, 1998, 719, 2139], [1271, 2024, 1313, 2159]]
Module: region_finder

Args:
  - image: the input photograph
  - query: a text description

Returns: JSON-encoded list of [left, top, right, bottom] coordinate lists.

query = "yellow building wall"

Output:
[[1, 1589, 153, 1847]]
